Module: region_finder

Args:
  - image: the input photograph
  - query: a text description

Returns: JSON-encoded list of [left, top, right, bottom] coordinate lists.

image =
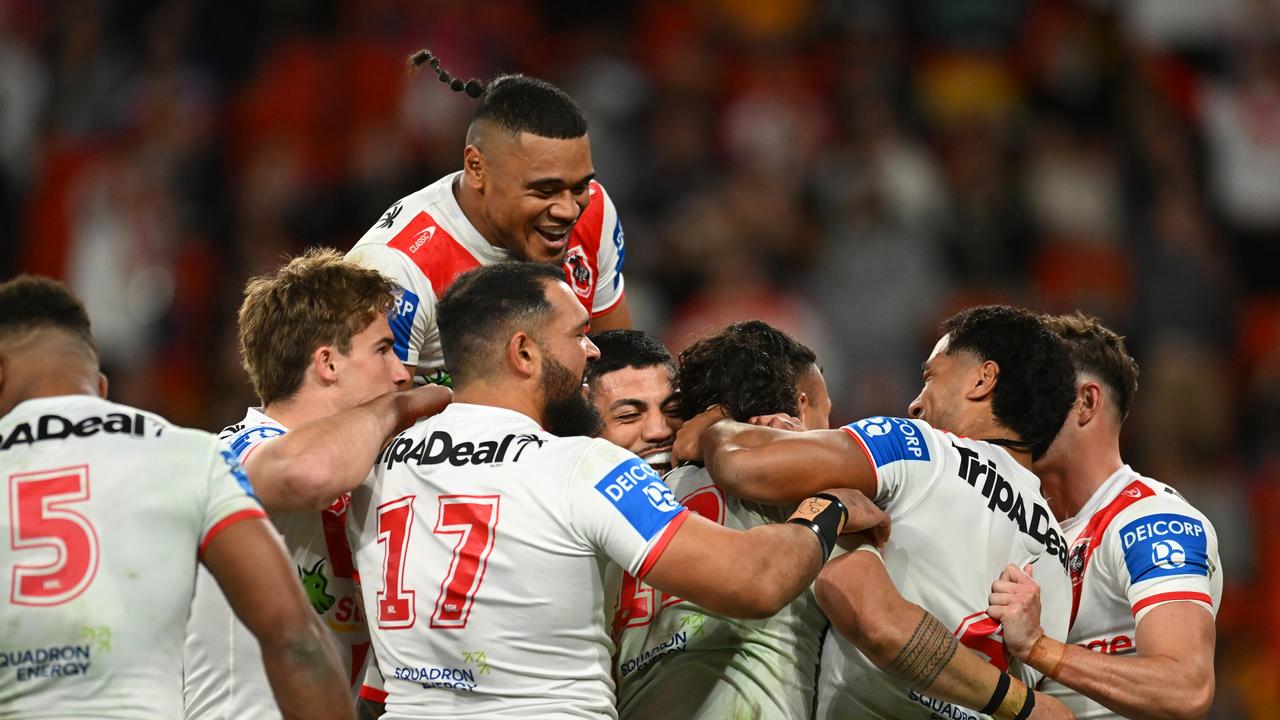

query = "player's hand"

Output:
[[1029, 691, 1076, 720], [392, 385, 453, 433], [748, 413, 803, 431], [986, 563, 1043, 661], [672, 405, 729, 465], [821, 487, 890, 548]]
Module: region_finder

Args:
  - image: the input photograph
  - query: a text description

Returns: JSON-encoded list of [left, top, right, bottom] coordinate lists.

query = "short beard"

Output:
[[541, 355, 603, 437]]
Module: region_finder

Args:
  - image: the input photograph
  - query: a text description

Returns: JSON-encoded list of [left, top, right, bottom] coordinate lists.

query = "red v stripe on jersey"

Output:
[[388, 210, 481, 293], [1069, 479, 1154, 628]]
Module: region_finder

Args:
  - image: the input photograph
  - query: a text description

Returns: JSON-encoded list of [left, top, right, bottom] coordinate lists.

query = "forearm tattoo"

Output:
[[884, 611, 959, 691]]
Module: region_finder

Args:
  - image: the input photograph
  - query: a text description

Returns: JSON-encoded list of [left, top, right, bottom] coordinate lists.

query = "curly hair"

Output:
[[942, 305, 1076, 460], [675, 320, 817, 422], [0, 275, 96, 354]]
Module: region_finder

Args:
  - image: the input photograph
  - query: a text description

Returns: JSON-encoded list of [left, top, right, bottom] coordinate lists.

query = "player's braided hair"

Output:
[[407, 49, 588, 141], [941, 305, 1076, 461], [675, 321, 818, 422]]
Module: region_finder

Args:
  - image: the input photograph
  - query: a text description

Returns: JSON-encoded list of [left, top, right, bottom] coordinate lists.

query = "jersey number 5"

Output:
[[8, 466, 100, 606], [376, 494, 500, 630]]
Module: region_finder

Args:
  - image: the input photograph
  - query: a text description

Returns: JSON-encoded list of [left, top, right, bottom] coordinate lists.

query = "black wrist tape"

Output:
[[980, 672, 1011, 715], [787, 492, 847, 559], [1012, 688, 1035, 720]]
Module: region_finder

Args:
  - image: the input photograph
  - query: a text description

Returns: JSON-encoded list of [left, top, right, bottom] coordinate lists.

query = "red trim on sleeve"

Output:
[[1131, 591, 1213, 617], [592, 288, 625, 318], [359, 684, 389, 703], [839, 426, 881, 499], [199, 508, 268, 556], [636, 509, 690, 580]]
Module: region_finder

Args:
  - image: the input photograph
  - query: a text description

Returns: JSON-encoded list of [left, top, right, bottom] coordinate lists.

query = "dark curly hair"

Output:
[[942, 305, 1075, 460], [675, 320, 817, 422], [0, 275, 96, 354]]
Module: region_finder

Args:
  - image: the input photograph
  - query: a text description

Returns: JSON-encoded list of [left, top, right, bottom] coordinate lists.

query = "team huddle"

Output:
[[0, 58, 1220, 720]]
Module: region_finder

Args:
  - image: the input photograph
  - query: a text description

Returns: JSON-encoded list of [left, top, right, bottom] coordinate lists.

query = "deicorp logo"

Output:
[[1120, 513, 1208, 583], [595, 457, 683, 540], [844, 416, 930, 467]]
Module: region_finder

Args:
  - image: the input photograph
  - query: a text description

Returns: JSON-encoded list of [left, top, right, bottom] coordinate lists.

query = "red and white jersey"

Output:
[[348, 403, 687, 719], [817, 417, 1072, 720], [348, 172, 626, 384], [0, 395, 263, 719], [1042, 466, 1222, 719], [183, 408, 370, 719]]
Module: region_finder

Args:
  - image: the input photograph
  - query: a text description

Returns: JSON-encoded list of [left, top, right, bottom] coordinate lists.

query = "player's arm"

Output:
[[681, 410, 875, 503], [817, 550, 1073, 720], [245, 385, 451, 511], [989, 565, 1214, 720], [202, 518, 355, 720], [589, 294, 631, 331], [643, 487, 890, 618]]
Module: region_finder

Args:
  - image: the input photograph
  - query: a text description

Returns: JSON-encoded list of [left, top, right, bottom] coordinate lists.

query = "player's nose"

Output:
[[584, 336, 601, 362], [907, 394, 925, 419], [642, 413, 673, 444], [548, 192, 581, 222]]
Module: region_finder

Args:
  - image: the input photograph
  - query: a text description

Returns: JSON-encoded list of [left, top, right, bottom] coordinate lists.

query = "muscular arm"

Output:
[[700, 419, 875, 504], [202, 518, 354, 720], [817, 550, 1072, 719], [644, 487, 888, 619], [246, 385, 451, 511], [1020, 604, 1214, 720], [589, 294, 632, 331]]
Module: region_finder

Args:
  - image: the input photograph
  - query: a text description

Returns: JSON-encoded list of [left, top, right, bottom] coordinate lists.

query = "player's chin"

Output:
[[525, 233, 570, 264]]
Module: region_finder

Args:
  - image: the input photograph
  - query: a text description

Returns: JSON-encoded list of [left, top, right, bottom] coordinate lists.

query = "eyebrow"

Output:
[[528, 172, 596, 189], [609, 399, 648, 411]]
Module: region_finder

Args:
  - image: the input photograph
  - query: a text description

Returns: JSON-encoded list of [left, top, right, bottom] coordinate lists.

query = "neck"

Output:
[[453, 381, 546, 428], [0, 371, 102, 416], [1037, 434, 1125, 522], [957, 414, 1034, 470], [453, 175, 502, 250], [263, 391, 345, 430]]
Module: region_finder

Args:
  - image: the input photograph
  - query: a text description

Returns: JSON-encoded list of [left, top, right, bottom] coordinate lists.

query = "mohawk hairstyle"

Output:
[[0, 275, 96, 355], [408, 49, 588, 141]]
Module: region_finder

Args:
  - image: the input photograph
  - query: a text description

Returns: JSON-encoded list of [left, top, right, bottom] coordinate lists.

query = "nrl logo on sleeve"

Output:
[[595, 457, 682, 540]]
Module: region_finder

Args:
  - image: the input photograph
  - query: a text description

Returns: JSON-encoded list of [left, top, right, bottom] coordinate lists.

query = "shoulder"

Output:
[[840, 416, 938, 467]]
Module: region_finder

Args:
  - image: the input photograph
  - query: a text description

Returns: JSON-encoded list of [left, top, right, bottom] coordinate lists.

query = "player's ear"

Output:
[[96, 372, 108, 399], [795, 390, 810, 425], [312, 345, 340, 384], [965, 359, 999, 402], [507, 332, 539, 379], [462, 145, 486, 190], [1075, 381, 1103, 426]]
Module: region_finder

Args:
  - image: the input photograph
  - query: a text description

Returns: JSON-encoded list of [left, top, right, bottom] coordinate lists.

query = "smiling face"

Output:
[[468, 131, 595, 264], [907, 333, 980, 433], [591, 364, 680, 472]]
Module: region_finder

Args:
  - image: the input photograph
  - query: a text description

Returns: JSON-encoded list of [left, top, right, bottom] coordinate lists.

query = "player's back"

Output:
[[0, 394, 263, 719], [818, 417, 1072, 720], [349, 402, 686, 720]]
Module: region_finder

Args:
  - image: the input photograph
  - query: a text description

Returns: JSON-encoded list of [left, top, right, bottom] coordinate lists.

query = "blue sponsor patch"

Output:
[[594, 457, 683, 540], [228, 425, 285, 460], [844, 417, 930, 467], [390, 287, 419, 362], [219, 448, 258, 500], [611, 220, 625, 290], [1119, 513, 1209, 583]]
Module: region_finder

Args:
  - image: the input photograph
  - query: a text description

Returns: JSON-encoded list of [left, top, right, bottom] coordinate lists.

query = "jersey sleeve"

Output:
[[840, 417, 942, 516], [198, 442, 267, 555], [346, 242, 437, 369], [220, 423, 286, 463], [1102, 497, 1222, 624], [359, 653, 387, 704], [590, 182, 626, 316], [565, 440, 688, 578]]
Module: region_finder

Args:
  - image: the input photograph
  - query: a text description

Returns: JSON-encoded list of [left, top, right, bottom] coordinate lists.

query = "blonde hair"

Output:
[[238, 248, 396, 405]]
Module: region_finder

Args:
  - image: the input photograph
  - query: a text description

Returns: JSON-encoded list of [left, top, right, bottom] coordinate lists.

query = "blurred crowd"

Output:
[[2, 0, 1279, 715]]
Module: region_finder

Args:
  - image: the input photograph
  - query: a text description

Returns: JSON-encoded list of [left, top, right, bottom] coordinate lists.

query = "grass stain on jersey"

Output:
[[463, 650, 490, 675], [298, 559, 336, 614]]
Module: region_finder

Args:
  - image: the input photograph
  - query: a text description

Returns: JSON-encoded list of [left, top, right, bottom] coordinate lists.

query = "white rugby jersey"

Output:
[[615, 465, 826, 720], [348, 172, 626, 384], [348, 403, 687, 720], [1042, 466, 1222, 719], [816, 417, 1072, 720], [0, 395, 264, 719], [183, 408, 370, 719]]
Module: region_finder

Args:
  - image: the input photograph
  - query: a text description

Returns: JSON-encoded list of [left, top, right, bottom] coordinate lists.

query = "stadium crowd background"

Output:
[[1, 0, 1277, 716]]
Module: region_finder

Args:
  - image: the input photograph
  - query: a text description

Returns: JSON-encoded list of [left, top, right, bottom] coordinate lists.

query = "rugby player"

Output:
[[183, 250, 451, 719], [348, 51, 630, 387], [586, 329, 680, 475], [347, 263, 889, 719], [678, 305, 1078, 719], [986, 312, 1221, 719], [615, 320, 833, 719], [0, 276, 353, 720]]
